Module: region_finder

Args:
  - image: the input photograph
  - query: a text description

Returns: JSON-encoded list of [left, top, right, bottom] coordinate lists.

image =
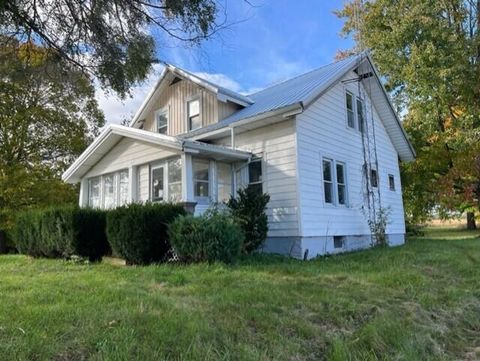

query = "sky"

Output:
[[97, 0, 353, 125]]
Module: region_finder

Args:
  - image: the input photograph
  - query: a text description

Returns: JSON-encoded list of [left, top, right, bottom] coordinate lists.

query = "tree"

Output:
[[0, 0, 224, 97], [0, 38, 105, 239], [336, 0, 480, 227]]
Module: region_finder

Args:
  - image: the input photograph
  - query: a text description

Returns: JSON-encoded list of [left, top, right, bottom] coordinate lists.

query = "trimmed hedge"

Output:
[[106, 203, 186, 265], [169, 211, 244, 264], [14, 206, 109, 262]]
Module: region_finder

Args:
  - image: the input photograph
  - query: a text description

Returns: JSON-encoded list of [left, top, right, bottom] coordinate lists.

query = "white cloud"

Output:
[[95, 64, 164, 125], [193, 71, 243, 93]]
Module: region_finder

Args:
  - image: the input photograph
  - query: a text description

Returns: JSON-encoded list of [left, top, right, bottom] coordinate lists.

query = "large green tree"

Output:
[[0, 39, 105, 238], [336, 0, 480, 226], [0, 0, 222, 96]]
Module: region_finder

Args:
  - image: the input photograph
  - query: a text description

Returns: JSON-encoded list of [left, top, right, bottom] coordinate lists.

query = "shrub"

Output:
[[14, 206, 109, 261], [226, 187, 270, 254], [106, 203, 186, 265], [169, 210, 244, 263]]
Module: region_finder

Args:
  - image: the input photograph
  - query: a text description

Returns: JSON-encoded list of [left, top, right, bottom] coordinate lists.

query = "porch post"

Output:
[[79, 178, 89, 207], [181, 153, 196, 214], [128, 165, 137, 203]]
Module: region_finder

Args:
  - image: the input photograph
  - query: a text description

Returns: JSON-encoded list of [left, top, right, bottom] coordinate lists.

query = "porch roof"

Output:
[[62, 124, 251, 184]]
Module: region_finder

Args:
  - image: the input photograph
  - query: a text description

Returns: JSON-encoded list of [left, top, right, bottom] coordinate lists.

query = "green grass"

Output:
[[1, 228, 480, 361]]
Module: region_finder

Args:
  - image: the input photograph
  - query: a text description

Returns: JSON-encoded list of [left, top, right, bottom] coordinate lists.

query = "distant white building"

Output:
[[63, 54, 415, 259]]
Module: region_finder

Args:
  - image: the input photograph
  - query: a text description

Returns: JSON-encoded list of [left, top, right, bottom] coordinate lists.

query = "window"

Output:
[[103, 174, 116, 209], [248, 158, 263, 195], [334, 236, 345, 249], [118, 170, 129, 206], [167, 158, 182, 201], [155, 109, 168, 134], [151, 166, 164, 202], [217, 162, 232, 202], [388, 174, 395, 191], [371, 169, 378, 188], [88, 177, 101, 208], [336, 162, 347, 205], [193, 159, 209, 198], [323, 159, 334, 204], [346, 92, 355, 128], [356, 98, 364, 133], [187, 98, 201, 131]]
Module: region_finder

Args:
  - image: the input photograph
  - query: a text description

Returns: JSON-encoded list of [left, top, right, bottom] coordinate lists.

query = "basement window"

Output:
[[334, 236, 345, 249]]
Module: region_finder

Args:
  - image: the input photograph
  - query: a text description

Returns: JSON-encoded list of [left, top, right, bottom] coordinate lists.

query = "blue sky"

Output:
[[97, 0, 353, 124]]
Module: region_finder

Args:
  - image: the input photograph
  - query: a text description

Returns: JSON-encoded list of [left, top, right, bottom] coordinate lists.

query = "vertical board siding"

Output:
[[143, 78, 220, 135], [213, 119, 300, 238], [296, 71, 406, 237]]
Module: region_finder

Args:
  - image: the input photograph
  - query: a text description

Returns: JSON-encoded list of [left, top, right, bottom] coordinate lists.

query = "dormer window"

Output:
[[187, 98, 201, 131], [155, 108, 168, 134]]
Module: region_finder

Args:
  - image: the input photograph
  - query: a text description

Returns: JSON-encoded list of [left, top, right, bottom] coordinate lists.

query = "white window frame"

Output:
[[88, 176, 102, 208], [370, 168, 379, 188], [167, 157, 182, 202], [193, 158, 210, 201], [87, 169, 129, 209], [322, 157, 349, 207], [150, 164, 166, 202], [155, 107, 169, 134], [345, 91, 355, 129], [217, 162, 233, 202], [186, 96, 201, 131], [247, 156, 263, 194], [356, 97, 365, 133]]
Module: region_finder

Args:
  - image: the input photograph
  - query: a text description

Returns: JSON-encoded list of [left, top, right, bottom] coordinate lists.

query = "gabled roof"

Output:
[[62, 125, 251, 183], [129, 63, 253, 128], [182, 53, 415, 162]]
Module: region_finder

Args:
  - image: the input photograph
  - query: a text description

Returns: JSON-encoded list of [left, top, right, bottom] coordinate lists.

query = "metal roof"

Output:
[[183, 55, 362, 138]]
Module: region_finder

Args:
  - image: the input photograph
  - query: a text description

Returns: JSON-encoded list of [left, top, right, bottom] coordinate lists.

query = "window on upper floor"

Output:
[[187, 98, 201, 131], [356, 98, 364, 133], [346, 92, 355, 129], [155, 108, 168, 134]]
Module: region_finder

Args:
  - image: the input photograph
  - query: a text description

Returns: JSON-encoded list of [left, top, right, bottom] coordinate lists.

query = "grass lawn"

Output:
[[1, 228, 480, 361]]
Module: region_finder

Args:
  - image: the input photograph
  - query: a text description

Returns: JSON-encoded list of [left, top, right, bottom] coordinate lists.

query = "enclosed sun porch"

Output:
[[62, 125, 258, 214]]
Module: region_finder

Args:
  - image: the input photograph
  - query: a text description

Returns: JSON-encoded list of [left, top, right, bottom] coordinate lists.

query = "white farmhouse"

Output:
[[63, 54, 415, 259]]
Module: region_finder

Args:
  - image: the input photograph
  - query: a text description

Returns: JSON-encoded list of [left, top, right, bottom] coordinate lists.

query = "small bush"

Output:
[[106, 203, 186, 265], [226, 187, 270, 254], [14, 206, 109, 261], [169, 210, 244, 263]]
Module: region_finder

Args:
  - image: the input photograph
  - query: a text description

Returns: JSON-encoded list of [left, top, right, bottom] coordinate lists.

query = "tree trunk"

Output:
[[467, 212, 477, 230]]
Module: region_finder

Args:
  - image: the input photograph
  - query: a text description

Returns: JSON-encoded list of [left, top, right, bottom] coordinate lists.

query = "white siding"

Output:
[[84, 138, 178, 178], [213, 118, 299, 237], [296, 71, 406, 237]]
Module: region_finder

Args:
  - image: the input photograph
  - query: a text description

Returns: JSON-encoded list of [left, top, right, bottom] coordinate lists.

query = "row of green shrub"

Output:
[[13, 187, 270, 265], [15, 206, 109, 262]]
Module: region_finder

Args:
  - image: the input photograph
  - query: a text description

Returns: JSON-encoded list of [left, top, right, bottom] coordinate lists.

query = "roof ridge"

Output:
[[247, 54, 359, 97]]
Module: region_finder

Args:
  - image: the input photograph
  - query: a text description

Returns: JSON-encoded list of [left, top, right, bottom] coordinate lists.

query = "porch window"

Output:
[[167, 158, 182, 201], [248, 157, 263, 195], [118, 170, 129, 206], [217, 162, 232, 202], [155, 108, 168, 134], [193, 159, 209, 198], [187, 98, 201, 131], [88, 177, 101, 208], [346, 91, 355, 128], [151, 165, 165, 202], [322, 159, 333, 204], [336, 162, 347, 205], [103, 174, 116, 209]]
